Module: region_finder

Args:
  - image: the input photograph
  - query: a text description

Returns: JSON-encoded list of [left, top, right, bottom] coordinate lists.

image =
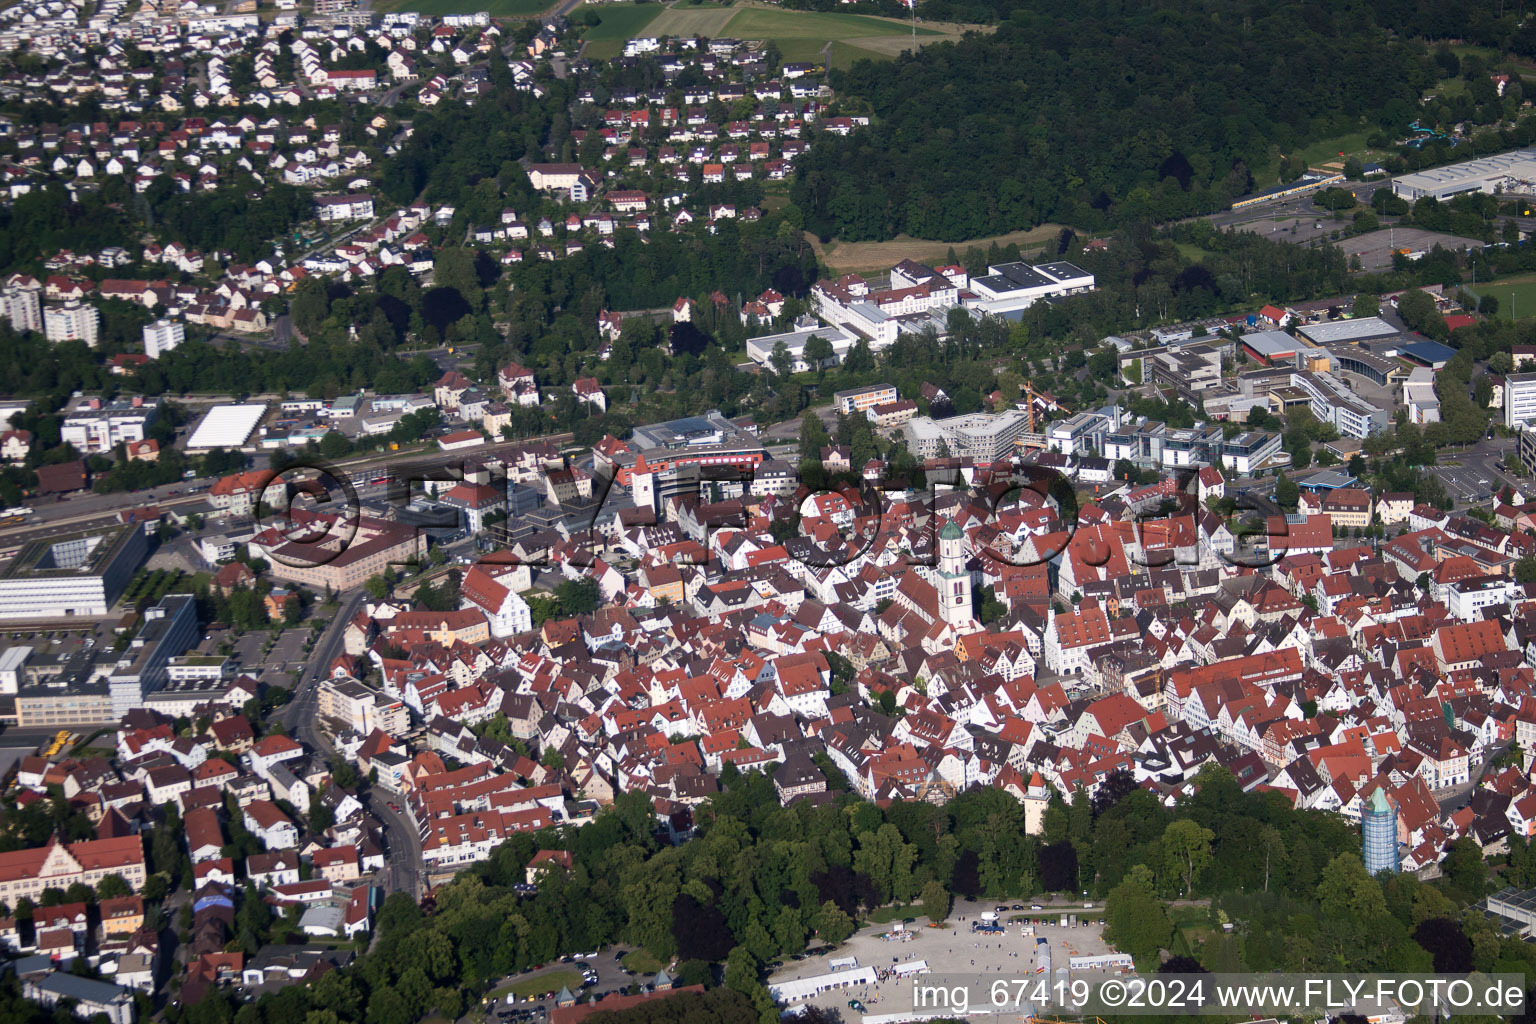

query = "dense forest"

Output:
[[792, 0, 1438, 240], [916, 0, 1536, 49], [165, 765, 1536, 1024]]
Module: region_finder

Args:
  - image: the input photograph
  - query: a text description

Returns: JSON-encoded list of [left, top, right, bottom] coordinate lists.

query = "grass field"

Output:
[[576, 2, 667, 57], [622, 950, 665, 974], [1468, 274, 1536, 320], [380, 0, 551, 14], [491, 971, 583, 1000], [810, 224, 1068, 272], [645, 3, 737, 37], [1249, 127, 1380, 190], [717, 6, 941, 61], [587, 2, 967, 64]]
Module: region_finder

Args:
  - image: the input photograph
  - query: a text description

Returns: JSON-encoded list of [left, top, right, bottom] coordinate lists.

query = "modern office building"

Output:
[[106, 594, 199, 718], [1362, 787, 1399, 875], [1220, 431, 1284, 475], [1507, 373, 1536, 430], [0, 524, 148, 619], [1290, 370, 1389, 438], [904, 410, 1031, 462], [1046, 410, 1115, 457]]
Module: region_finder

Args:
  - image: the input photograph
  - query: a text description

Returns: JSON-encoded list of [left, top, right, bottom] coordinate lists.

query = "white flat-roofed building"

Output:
[[1446, 576, 1517, 622], [0, 645, 29, 694], [1508, 372, 1536, 430], [188, 402, 268, 449], [61, 395, 158, 453], [1291, 370, 1390, 438], [1392, 146, 1536, 202], [744, 323, 859, 373], [965, 260, 1095, 314], [314, 194, 374, 222], [1221, 430, 1283, 474], [45, 300, 99, 347], [143, 319, 184, 358], [1403, 366, 1441, 425], [833, 383, 898, 415]]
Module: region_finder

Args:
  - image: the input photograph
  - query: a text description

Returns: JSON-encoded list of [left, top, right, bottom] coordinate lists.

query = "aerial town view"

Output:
[[12, 0, 1536, 1023]]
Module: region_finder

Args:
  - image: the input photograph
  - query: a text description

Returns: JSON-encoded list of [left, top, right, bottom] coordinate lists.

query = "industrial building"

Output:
[[187, 402, 269, 449], [1296, 316, 1401, 345], [1391, 146, 1536, 202], [1240, 330, 1305, 365]]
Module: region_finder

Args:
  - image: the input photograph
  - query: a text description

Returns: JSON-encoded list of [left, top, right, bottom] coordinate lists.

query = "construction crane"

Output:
[[1021, 383, 1070, 435]]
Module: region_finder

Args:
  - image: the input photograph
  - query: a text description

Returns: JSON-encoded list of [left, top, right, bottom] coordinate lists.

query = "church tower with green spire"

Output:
[[937, 519, 971, 627]]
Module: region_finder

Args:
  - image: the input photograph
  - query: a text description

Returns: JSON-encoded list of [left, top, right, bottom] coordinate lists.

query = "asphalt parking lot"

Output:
[[770, 906, 1120, 1020], [1339, 226, 1485, 271], [479, 949, 638, 1022]]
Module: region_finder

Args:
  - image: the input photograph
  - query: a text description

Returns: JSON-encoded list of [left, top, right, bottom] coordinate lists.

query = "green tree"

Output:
[[95, 874, 130, 900], [1352, 293, 1379, 318], [1441, 837, 1488, 900], [1161, 819, 1214, 896], [432, 247, 483, 309], [920, 879, 950, 923], [1104, 865, 1171, 962], [1316, 853, 1387, 920], [1274, 471, 1299, 510], [798, 410, 831, 464], [1259, 825, 1285, 893], [853, 823, 918, 905], [803, 334, 835, 374], [815, 900, 855, 944]]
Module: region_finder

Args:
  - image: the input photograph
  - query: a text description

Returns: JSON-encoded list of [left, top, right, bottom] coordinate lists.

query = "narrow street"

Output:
[[278, 588, 426, 899]]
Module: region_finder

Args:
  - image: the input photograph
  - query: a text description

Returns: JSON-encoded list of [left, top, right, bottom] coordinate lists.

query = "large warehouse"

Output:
[[187, 402, 268, 450], [1392, 147, 1536, 202]]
